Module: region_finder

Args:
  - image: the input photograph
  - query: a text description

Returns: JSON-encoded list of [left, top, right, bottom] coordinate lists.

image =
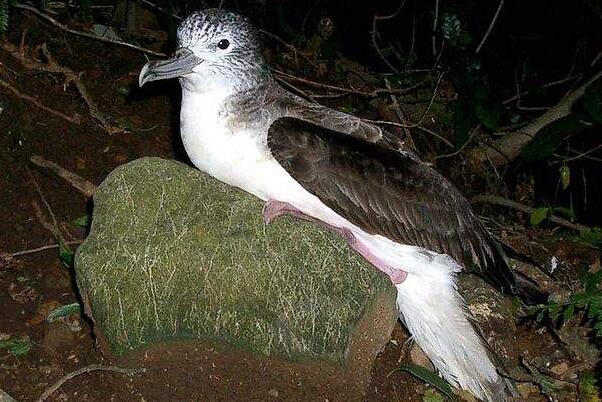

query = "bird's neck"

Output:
[[181, 77, 281, 132], [179, 64, 274, 97]]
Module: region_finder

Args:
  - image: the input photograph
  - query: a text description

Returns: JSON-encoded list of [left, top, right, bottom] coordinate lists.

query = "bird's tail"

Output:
[[395, 252, 518, 402]]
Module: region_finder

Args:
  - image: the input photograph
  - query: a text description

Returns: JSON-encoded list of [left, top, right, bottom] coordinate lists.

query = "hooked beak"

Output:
[[139, 48, 203, 87]]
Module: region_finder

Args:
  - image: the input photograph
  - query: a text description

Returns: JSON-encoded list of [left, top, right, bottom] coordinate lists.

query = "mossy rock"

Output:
[[75, 157, 396, 367]]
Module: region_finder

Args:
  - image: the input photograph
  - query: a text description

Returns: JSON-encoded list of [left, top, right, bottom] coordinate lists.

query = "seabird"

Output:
[[139, 9, 533, 401]]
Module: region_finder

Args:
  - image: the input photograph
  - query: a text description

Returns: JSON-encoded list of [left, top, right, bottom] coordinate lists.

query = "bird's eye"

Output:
[[217, 39, 230, 50]]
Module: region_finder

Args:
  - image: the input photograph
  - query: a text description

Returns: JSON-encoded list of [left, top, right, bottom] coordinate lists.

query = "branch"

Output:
[[1, 41, 123, 133], [1, 240, 82, 267], [2, 241, 81, 258], [472, 194, 590, 232], [272, 68, 426, 98], [435, 124, 480, 160], [0, 78, 80, 123], [431, 0, 439, 57], [366, 120, 454, 148], [475, 0, 505, 54], [468, 71, 602, 167], [372, 0, 407, 74], [12, 3, 166, 57], [36, 364, 146, 402], [30, 155, 97, 198]]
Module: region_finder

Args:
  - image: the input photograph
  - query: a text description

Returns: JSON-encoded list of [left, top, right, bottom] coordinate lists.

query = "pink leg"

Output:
[[263, 200, 407, 284]]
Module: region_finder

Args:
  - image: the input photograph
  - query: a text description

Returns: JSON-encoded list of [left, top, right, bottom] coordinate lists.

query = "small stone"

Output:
[[7, 283, 37, 303], [550, 362, 569, 376], [409, 343, 434, 371], [268, 389, 279, 398], [516, 382, 539, 399]]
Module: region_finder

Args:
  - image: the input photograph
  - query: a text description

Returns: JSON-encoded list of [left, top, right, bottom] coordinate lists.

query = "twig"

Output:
[[380, 78, 417, 151], [37, 364, 146, 402], [403, 71, 444, 128], [40, 44, 123, 134], [366, 120, 454, 148], [372, 0, 407, 74], [0, 41, 122, 134], [141, 0, 182, 20], [431, 0, 439, 57], [260, 30, 319, 70], [28, 169, 60, 236], [469, 70, 602, 167], [2, 241, 82, 261], [475, 0, 505, 54], [591, 50, 602, 67], [472, 194, 590, 232], [502, 75, 580, 105], [435, 124, 481, 160], [384, 77, 411, 138], [552, 143, 602, 164], [0, 78, 80, 123], [12, 3, 166, 57], [274, 75, 315, 101], [30, 155, 97, 198], [272, 68, 426, 98], [406, 14, 416, 67], [32, 201, 60, 239], [368, 71, 444, 128]]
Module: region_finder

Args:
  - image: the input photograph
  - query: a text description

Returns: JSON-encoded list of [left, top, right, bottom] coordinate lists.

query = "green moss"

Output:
[[75, 158, 395, 364]]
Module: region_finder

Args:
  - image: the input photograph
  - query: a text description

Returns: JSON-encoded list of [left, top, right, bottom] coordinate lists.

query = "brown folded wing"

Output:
[[268, 117, 516, 291]]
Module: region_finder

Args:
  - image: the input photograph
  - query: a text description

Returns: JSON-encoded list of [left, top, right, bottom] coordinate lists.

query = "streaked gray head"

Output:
[[139, 9, 270, 93]]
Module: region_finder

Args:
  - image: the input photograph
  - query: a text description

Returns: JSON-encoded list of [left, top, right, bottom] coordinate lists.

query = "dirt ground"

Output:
[[0, 9, 599, 402]]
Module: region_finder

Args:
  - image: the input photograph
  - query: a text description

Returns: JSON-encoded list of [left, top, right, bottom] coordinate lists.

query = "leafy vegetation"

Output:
[[0, 0, 9, 34], [0, 336, 34, 356], [534, 269, 602, 338], [579, 371, 601, 402], [58, 238, 75, 268], [47, 303, 82, 322], [395, 363, 455, 399]]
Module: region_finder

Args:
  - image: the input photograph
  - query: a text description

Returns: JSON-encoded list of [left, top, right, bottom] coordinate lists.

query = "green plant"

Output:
[[71, 214, 90, 228], [0, 337, 34, 356], [529, 206, 576, 227], [395, 363, 455, 399], [579, 371, 601, 402], [0, 0, 9, 34], [58, 238, 75, 268], [579, 228, 602, 249], [534, 270, 602, 338], [47, 303, 82, 322]]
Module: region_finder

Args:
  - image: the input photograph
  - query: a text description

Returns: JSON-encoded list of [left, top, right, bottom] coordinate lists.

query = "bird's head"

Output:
[[139, 9, 269, 93]]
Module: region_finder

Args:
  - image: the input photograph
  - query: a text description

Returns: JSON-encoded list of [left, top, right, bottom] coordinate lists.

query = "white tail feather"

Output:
[[356, 234, 515, 400], [396, 252, 511, 401], [394, 251, 515, 401]]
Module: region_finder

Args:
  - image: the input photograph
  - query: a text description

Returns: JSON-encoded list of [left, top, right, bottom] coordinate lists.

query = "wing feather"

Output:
[[268, 117, 517, 291]]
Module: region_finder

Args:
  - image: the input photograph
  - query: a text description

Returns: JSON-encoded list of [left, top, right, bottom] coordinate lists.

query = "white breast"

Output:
[[180, 89, 309, 204]]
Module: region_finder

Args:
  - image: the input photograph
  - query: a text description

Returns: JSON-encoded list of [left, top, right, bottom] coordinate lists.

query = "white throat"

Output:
[[179, 87, 279, 201]]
